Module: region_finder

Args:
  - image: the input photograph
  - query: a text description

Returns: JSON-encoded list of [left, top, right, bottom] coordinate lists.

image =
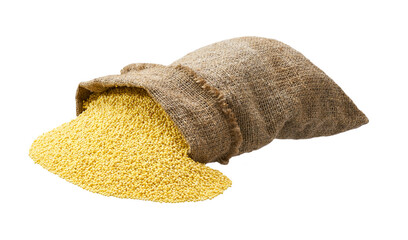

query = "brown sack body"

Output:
[[76, 36, 368, 164]]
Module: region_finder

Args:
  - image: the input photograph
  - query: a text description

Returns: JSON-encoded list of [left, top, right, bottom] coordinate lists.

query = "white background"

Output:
[[1, 0, 407, 239]]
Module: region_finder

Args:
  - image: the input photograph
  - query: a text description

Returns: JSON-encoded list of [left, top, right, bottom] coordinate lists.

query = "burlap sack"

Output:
[[76, 36, 368, 164]]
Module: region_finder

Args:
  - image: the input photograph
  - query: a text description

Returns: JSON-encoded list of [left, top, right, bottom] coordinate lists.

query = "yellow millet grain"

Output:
[[29, 87, 231, 202]]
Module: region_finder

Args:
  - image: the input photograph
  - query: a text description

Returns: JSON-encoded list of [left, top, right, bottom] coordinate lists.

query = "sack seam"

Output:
[[172, 64, 243, 164]]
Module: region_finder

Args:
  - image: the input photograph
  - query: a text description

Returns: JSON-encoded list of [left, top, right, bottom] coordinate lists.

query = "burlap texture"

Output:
[[76, 36, 368, 164]]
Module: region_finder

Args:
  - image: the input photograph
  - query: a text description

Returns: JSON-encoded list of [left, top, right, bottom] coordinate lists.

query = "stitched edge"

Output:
[[172, 64, 243, 164]]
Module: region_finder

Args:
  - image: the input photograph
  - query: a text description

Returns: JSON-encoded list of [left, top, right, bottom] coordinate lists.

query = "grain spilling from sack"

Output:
[[30, 36, 368, 202], [29, 87, 231, 203]]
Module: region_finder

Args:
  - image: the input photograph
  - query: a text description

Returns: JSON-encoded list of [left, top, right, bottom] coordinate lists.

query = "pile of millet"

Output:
[[29, 87, 231, 202]]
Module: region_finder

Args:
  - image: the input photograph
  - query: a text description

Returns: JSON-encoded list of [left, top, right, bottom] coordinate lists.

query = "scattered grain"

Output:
[[29, 87, 231, 202]]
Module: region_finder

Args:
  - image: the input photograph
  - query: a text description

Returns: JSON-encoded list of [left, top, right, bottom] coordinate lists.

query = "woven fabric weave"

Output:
[[76, 36, 368, 164]]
